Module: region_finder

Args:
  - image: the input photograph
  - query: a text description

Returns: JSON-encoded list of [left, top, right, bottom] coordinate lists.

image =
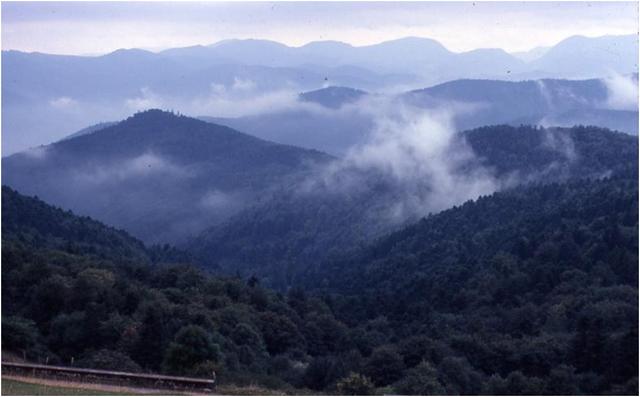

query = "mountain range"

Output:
[[204, 77, 638, 156], [156, 35, 638, 81], [3, 133, 637, 394], [3, 34, 637, 154], [4, 109, 637, 286], [2, 23, 639, 395]]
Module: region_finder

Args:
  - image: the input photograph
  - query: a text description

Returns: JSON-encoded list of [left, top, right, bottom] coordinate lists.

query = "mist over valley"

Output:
[[2, 3, 638, 395]]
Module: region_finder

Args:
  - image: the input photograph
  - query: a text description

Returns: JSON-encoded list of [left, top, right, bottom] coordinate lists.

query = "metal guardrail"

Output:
[[1, 361, 216, 392]]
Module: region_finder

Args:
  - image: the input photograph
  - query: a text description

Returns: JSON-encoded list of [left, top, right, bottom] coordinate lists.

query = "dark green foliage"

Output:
[[162, 325, 221, 375], [437, 356, 484, 395], [2, 119, 638, 394], [303, 356, 344, 390], [0, 186, 347, 389], [259, 312, 304, 355], [131, 301, 173, 370], [464, 124, 637, 178], [394, 361, 446, 395], [2, 316, 40, 353], [399, 335, 447, 368], [75, 349, 142, 373], [308, 174, 637, 394], [336, 372, 376, 395], [190, 125, 638, 289], [2, 186, 149, 263], [317, 175, 638, 293], [364, 346, 405, 387]]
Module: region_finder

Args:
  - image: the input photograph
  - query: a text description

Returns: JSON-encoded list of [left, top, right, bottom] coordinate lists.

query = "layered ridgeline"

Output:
[[3, 171, 637, 394], [2, 110, 331, 244], [403, 77, 639, 136], [4, 34, 637, 155], [188, 125, 638, 288], [199, 85, 374, 156], [204, 78, 638, 157]]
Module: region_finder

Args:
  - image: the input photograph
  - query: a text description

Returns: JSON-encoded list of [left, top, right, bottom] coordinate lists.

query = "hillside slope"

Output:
[[187, 125, 638, 287], [2, 185, 149, 264], [3, 163, 636, 395], [2, 110, 332, 244], [0, 187, 360, 392], [310, 174, 638, 395]]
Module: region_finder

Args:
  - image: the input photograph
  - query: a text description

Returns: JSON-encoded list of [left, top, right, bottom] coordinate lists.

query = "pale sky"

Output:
[[2, 1, 638, 55]]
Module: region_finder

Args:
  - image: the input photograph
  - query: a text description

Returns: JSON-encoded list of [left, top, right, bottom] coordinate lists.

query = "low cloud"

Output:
[[125, 87, 163, 111], [603, 73, 638, 111], [199, 189, 243, 211], [231, 77, 257, 92], [49, 96, 78, 109], [304, 98, 500, 223], [123, 78, 327, 118], [22, 146, 49, 160], [73, 152, 189, 184], [192, 89, 303, 118], [543, 128, 577, 162]]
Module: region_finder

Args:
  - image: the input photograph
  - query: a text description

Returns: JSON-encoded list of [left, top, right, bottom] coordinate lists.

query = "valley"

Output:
[[2, 114, 637, 394], [2, 4, 638, 395]]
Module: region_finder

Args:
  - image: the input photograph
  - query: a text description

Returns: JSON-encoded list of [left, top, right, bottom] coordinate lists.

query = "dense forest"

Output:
[[3, 7, 639, 396], [189, 125, 638, 288], [308, 176, 639, 395], [3, 155, 638, 394], [2, 110, 332, 244]]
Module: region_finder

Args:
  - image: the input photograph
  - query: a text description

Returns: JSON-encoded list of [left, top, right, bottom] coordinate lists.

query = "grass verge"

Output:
[[1, 377, 129, 395]]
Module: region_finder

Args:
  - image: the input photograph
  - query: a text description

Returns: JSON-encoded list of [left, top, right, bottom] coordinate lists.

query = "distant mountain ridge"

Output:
[[404, 77, 639, 135], [299, 86, 368, 109], [206, 78, 637, 157], [157, 34, 637, 80], [531, 35, 639, 79], [3, 34, 637, 154]]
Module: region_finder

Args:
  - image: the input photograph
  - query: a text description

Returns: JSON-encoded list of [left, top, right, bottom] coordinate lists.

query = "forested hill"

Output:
[[2, 186, 195, 266], [309, 174, 638, 293], [299, 86, 368, 109], [304, 174, 638, 394], [2, 110, 332, 244], [187, 125, 638, 287], [2, 186, 149, 263], [463, 124, 637, 178], [2, 159, 638, 394], [1, 186, 368, 392]]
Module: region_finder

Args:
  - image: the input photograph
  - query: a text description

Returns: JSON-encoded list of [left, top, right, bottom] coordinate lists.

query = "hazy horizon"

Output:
[[2, 1, 637, 56], [2, 32, 638, 58], [2, 1, 638, 155]]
